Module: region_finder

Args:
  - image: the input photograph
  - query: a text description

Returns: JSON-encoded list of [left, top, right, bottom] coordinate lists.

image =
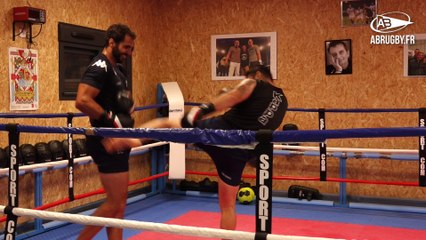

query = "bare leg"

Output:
[[102, 118, 181, 153], [102, 138, 142, 154], [218, 178, 239, 235], [77, 172, 129, 240], [138, 117, 180, 129]]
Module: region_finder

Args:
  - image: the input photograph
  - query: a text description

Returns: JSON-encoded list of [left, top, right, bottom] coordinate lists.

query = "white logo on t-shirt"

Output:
[[258, 91, 283, 126], [92, 59, 108, 72]]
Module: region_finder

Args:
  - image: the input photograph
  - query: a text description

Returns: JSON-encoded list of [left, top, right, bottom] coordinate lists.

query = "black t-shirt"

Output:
[[80, 54, 131, 127], [221, 80, 287, 130], [241, 52, 249, 67]]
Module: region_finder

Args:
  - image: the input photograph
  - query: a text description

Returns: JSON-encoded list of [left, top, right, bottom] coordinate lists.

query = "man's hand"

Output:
[[181, 103, 215, 128], [331, 57, 343, 73], [100, 111, 135, 128]]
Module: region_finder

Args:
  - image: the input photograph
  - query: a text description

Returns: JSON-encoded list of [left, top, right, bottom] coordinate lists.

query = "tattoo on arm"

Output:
[[236, 79, 256, 94], [212, 79, 256, 110]]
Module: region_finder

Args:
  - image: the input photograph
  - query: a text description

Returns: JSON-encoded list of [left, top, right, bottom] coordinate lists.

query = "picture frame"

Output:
[[9, 47, 39, 110], [341, 0, 377, 27], [325, 39, 352, 75], [211, 32, 277, 80], [404, 34, 426, 77]]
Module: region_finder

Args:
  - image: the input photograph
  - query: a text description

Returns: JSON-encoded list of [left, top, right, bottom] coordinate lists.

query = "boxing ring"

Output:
[[1, 105, 426, 239]]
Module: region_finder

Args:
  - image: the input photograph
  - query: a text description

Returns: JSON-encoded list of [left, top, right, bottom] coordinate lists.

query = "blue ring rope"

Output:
[[134, 103, 168, 111], [0, 103, 168, 119], [287, 108, 419, 113], [1, 124, 426, 145], [0, 103, 422, 118], [0, 113, 86, 118], [185, 102, 421, 113]]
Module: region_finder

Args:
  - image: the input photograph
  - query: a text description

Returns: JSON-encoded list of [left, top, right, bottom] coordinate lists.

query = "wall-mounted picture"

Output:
[[211, 32, 277, 80], [9, 47, 39, 110], [404, 34, 426, 77], [341, 0, 377, 27], [325, 39, 352, 75]]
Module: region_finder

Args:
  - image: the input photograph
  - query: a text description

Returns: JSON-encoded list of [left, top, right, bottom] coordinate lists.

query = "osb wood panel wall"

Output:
[[0, 0, 158, 145], [153, 0, 426, 200], [0, 0, 156, 227], [1, 0, 426, 228]]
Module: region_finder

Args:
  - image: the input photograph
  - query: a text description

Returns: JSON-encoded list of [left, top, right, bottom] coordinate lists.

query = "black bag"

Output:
[[288, 185, 321, 201]]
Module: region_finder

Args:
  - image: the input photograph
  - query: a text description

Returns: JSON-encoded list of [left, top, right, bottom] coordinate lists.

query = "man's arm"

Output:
[[211, 78, 257, 111], [256, 46, 262, 63], [180, 79, 257, 127], [75, 83, 104, 119]]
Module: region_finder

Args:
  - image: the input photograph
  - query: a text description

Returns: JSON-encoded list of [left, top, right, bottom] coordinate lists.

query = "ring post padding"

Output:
[[67, 113, 75, 201], [4, 124, 20, 240], [418, 108, 426, 187], [255, 129, 273, 234], [254, 232, 268, 240], [318, 109, 327, 181], [160, 82, 185, 179]]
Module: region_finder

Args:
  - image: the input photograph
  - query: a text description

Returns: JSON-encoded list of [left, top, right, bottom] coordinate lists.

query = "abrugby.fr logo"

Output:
[[370, 11, 413, 33], [370, 11, 415, 45]]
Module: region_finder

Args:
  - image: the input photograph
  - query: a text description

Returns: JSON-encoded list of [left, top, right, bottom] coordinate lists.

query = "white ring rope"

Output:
[[274, 144, 417, 154], [0, 205, 343, 240], [2, 141, 416, 176], [0, 141, 169, 175], [208, 143, 418, 155]]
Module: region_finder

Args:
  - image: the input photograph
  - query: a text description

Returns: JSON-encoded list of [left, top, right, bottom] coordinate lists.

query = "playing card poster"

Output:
[[9, 47, 39, 110]]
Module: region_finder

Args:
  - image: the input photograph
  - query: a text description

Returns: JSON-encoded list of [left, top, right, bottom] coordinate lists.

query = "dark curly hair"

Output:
[[245, 65, 273, 80], [104, 24, 136, 47]]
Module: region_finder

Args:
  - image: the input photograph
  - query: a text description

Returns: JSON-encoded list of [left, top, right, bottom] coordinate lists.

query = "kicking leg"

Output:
[[102, 118, 180, 153]]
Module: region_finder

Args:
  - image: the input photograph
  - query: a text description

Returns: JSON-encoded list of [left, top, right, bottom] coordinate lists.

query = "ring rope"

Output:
[[275, 145, 418, 154], [286, 108, 419, 113], [0, 113, 86, 118], [0, 104, 169, 119], [0, 104, 420, 119], [0, 205, 343, 240], [2, 124, 426, 144], [3, 107, 423, 239], [0, 172, 169, 223], [186, 171, 418, 186], [0, 141, 168, 176], [183, 102, 421, 113], [134, 103, 168, 111], [2, 142, 417, 176]]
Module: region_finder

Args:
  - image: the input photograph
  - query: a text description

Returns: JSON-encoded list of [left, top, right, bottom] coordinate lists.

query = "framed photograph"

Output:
[[325, 39, 352, 75], [341, 0, 377, 27], [211, 32, 277, 80], [404, 34, 426, 77]]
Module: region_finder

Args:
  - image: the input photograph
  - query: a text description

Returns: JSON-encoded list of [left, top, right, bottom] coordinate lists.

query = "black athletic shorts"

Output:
[[86, 136, 131, 173], [196, 117, 255, 186]]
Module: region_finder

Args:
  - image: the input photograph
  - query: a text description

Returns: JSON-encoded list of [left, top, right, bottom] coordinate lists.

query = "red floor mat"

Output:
[[130, 210, 426, 240]]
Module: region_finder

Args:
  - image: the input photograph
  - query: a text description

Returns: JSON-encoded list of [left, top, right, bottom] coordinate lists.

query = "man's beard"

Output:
[[112, 45, 122, 63]]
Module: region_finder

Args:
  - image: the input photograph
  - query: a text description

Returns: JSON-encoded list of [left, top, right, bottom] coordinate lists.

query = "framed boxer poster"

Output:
[[211, 32, 277, 80], [341, 0, 377, 27], [404, 34, 426, 77]]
